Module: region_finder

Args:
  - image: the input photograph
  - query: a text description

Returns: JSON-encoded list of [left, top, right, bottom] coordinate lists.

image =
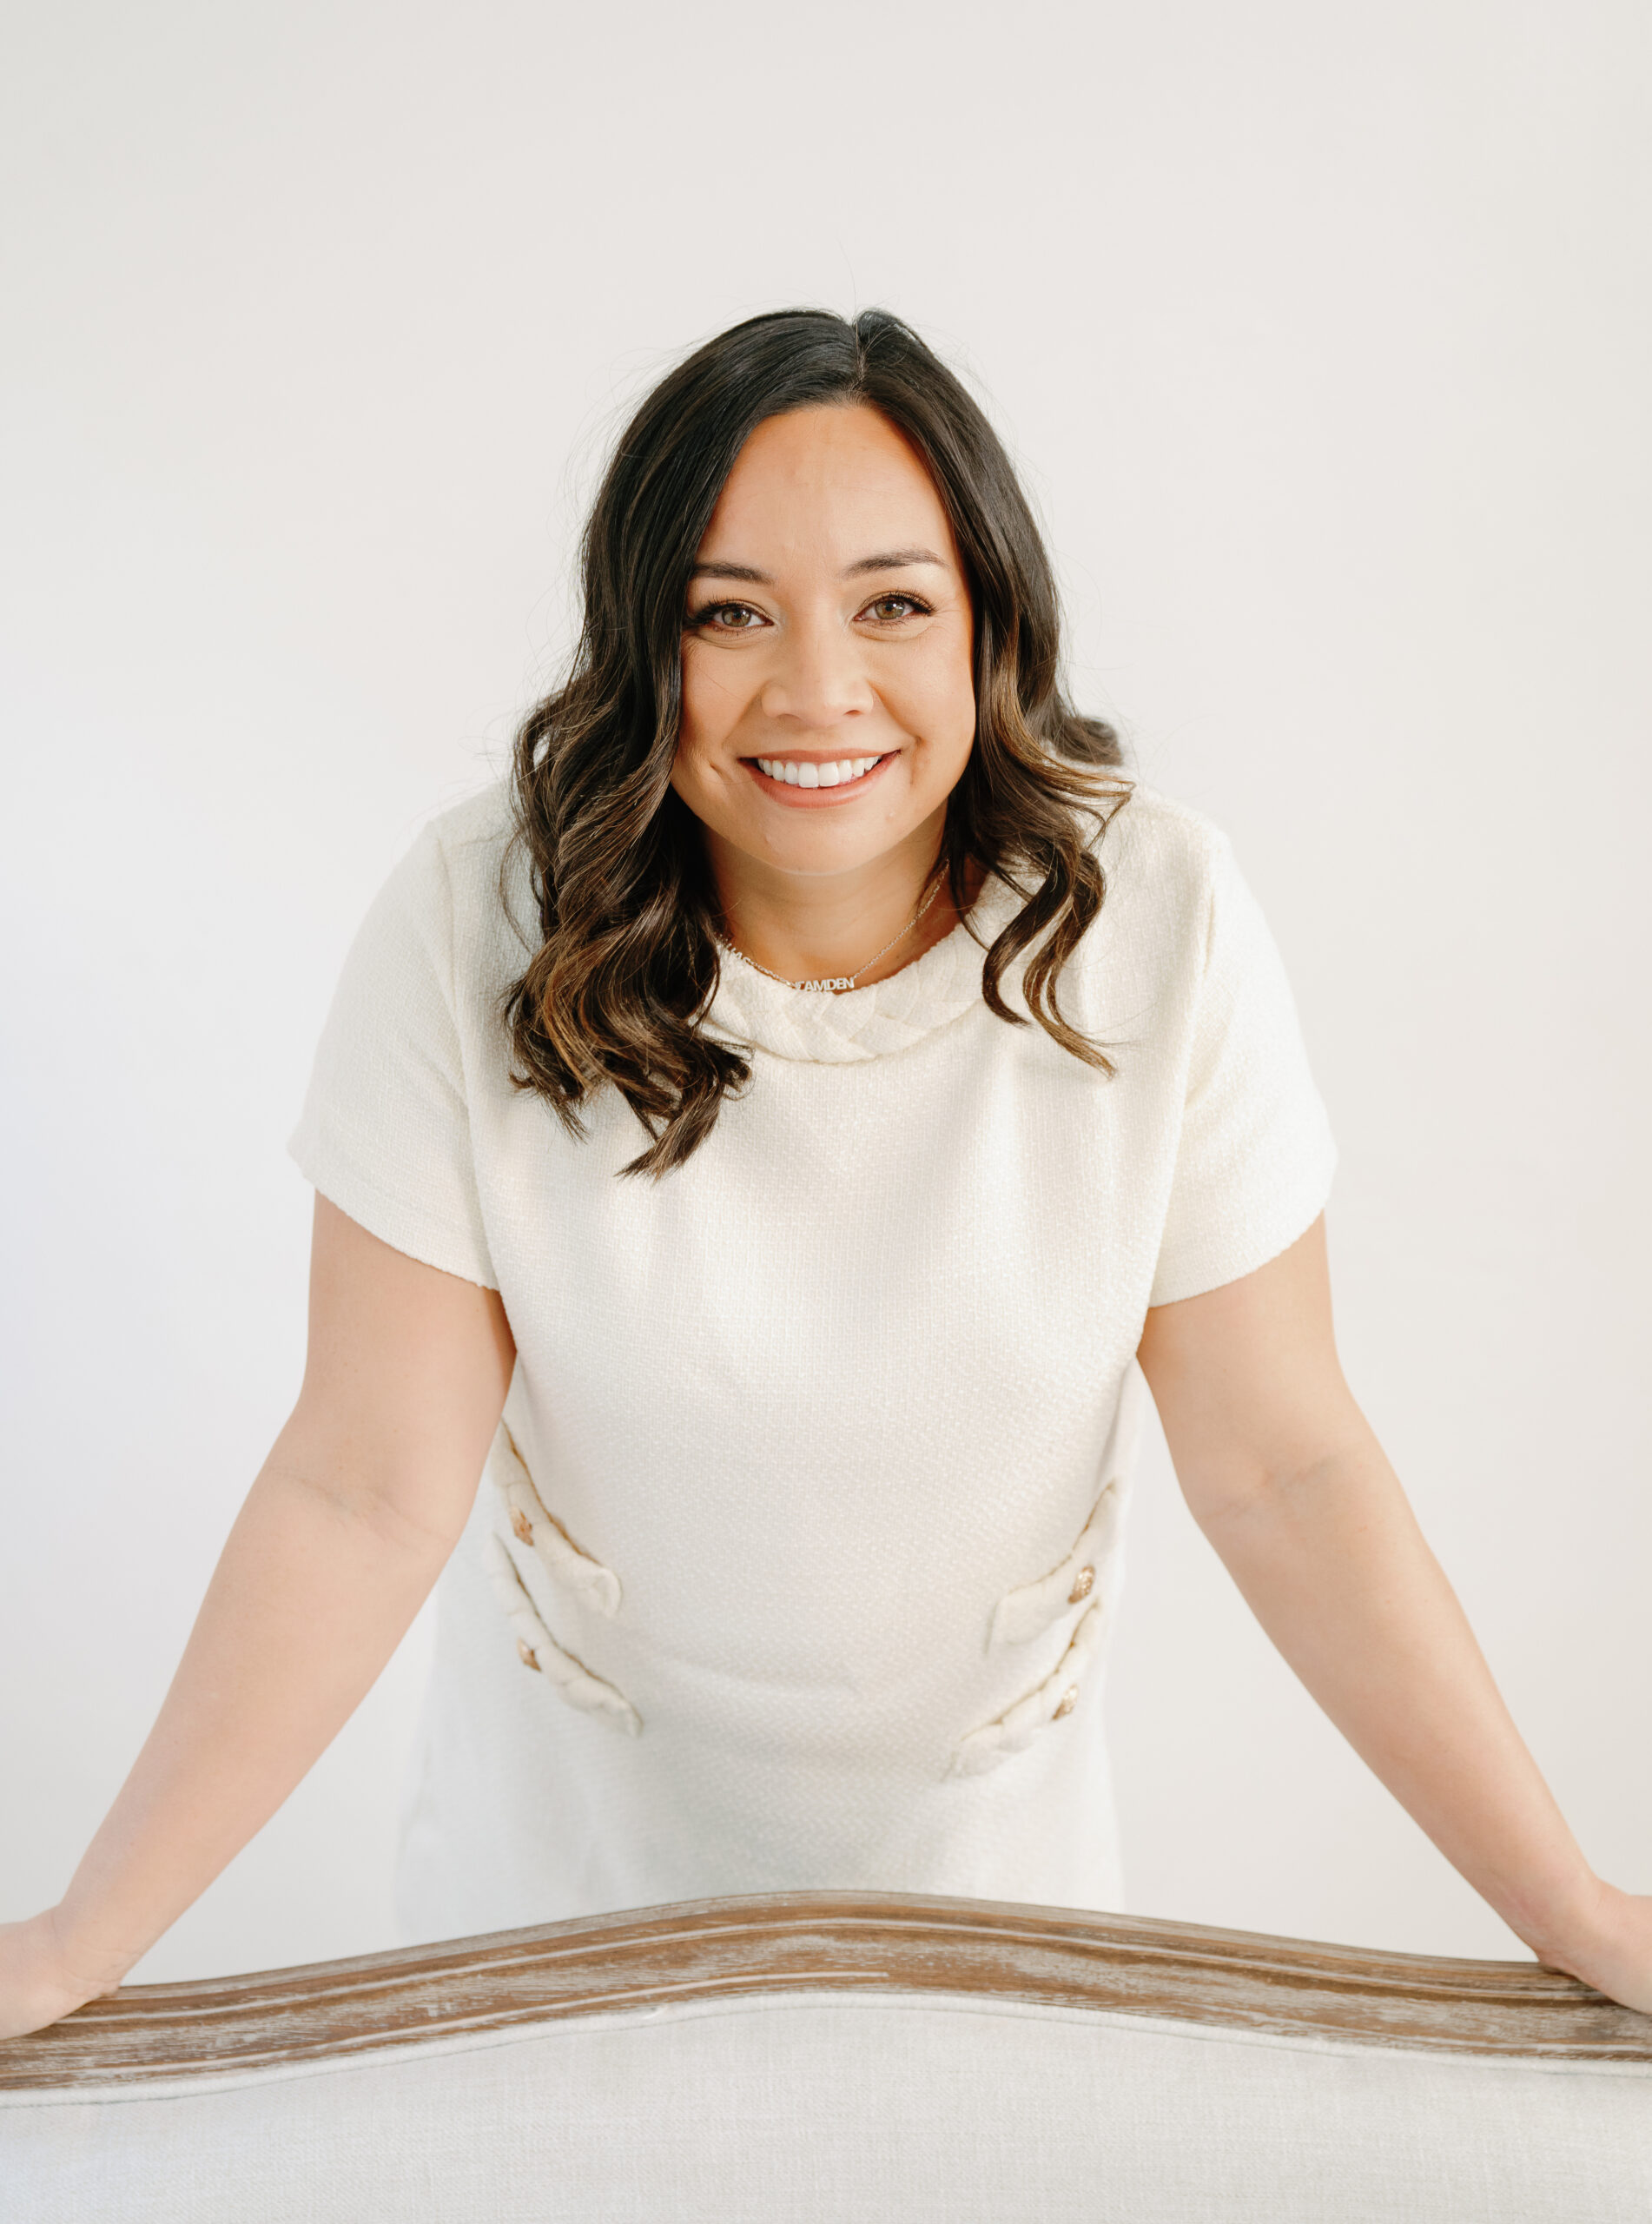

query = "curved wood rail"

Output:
[[4, 1890, 1649, 2091]]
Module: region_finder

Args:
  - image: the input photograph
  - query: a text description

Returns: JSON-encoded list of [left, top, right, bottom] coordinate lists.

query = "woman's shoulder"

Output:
[[420, 772, 519, 883], [396, 771, 529, 926], [347, 772, 529, 1003], [1100, 771, 1232, 876], [1087, 770, 1236, 950]]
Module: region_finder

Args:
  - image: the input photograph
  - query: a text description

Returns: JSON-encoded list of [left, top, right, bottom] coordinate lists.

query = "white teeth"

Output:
[[756, 754, 883, 787]]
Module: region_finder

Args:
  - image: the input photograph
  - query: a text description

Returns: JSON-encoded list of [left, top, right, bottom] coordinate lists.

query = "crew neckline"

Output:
[[700, 870, 1028, 1065]]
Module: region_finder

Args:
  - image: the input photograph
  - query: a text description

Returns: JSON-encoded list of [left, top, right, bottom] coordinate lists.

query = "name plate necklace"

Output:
[[721, 869, 945, 994]]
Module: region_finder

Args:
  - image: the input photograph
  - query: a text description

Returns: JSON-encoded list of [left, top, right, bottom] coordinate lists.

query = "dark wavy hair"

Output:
[[505, 307, 1131, 1176]]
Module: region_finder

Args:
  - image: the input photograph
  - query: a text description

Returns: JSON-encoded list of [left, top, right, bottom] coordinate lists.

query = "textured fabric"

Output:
[[287, 776, 1336, 1939], [701, 867, 1029, 1064], [8, 1993, 1649, 2224]]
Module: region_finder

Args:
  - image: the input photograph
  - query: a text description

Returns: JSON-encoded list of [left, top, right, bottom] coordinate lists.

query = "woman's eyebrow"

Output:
[[688, 548, 948, 585], [688, 559, 770, 582], [843, 547, 946, 576]]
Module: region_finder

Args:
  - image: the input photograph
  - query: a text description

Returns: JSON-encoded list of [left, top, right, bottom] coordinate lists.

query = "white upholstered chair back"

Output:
[[3, 1892, 1649, 2221]]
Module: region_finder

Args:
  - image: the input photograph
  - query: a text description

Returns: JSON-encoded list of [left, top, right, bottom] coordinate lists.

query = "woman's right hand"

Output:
[[0, 1909, 124, 2041]]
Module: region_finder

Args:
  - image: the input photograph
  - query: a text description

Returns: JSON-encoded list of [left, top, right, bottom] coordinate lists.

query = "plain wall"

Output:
[[2, 0, 1648, 1982]]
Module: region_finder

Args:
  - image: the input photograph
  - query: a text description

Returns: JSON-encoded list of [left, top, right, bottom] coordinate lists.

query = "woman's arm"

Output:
[[0, 1196, 515, 2039], [1135, 1215, 1652, 2013]]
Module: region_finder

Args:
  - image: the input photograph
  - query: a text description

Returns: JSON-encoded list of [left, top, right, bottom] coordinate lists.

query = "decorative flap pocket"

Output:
[[988, 1482, 1123, 1651], [488, 1423, 621, 1618], [949, 1603, 1103, 1779], [485, 1531, 641, 1737]]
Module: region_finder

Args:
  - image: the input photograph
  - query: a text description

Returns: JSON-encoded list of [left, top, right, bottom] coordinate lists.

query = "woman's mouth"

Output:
[[746, 752, 889, 797]]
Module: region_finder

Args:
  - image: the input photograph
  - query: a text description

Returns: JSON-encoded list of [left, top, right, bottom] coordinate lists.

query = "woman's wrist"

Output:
[[1518, 1882, 1652, 2015], [0, 1910, 129, 2042], [1501, 1865, 1614, 1974], [45, 1896, 148, 1996]]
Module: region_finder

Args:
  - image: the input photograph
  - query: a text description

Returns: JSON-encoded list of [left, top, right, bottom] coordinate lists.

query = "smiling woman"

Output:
[[4, 308, 1649, 2045], [506, 311, 1126, 1175]]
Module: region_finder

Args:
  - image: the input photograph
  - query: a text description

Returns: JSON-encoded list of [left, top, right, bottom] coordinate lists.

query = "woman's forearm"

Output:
[[1193, 1417, 1596, 1959], [50, 1429, 458, 1990], [1141, 1222, 1651, 2010]]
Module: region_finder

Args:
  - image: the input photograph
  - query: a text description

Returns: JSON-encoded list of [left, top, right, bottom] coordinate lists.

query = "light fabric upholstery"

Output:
[[6, 1991, 1649, 2222]]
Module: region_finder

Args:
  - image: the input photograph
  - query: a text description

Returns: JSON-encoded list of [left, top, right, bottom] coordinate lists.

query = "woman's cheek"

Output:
[[908, 644, 977, 770], [681, 650, 748, 758]]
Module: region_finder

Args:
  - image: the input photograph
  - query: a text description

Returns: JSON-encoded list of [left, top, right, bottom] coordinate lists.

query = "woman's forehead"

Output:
[[697, 404, 958, 573]]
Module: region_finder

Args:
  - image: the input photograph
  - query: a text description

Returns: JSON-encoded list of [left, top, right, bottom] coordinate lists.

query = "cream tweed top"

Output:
[[288, 772, 1336, 1943]]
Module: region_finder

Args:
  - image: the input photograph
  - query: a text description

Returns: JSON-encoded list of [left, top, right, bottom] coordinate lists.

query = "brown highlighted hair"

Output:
[[505, 308, 1131, 1175]]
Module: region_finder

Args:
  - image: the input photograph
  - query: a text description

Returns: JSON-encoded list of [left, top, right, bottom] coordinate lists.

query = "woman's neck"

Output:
[[706, 818, 984, 993]]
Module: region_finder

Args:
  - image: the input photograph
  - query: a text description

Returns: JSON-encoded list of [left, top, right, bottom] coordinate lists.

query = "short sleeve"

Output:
[[287, 827, 499, 1289], [1148, 834, 1337, 1307]]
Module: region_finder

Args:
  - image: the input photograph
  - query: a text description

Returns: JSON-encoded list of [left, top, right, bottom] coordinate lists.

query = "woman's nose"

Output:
[[758, 618, 876, 728]]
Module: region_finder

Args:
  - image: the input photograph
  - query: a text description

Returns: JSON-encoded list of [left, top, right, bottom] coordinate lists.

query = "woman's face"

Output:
[[671, 403, 977, 886]]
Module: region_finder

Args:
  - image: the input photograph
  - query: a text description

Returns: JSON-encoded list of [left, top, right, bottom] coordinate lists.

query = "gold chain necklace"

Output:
[[719, 871, 945, 995]]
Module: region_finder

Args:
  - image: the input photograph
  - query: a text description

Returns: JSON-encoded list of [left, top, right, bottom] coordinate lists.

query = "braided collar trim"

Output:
[[700, 872, 1028, 1065]]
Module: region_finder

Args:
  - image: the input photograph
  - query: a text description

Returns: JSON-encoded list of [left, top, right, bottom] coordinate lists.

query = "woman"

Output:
[[4, 308, 1648, 2035]]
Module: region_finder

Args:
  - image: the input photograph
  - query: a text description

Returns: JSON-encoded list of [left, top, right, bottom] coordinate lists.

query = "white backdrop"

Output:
[[3, 0, 1648, 1983]]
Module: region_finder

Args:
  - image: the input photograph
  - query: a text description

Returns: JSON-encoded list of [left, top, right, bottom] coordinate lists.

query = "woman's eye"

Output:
[[691, 602, 765, 632], [862, 593, 928, 623]]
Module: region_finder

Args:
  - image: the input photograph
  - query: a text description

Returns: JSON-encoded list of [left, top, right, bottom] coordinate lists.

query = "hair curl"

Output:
[[504, 307, 1131, 1176]]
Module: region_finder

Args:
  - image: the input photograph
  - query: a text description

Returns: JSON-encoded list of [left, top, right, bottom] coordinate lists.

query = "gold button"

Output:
[[1053, 1685, 1079, 1720], [516, 1638, 540, 1671], [511, 1509, 534, 1546], [1068, 1565, 1095, 1604]]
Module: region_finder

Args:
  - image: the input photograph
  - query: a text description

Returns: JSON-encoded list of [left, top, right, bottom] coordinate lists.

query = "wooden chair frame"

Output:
[[6, 1890, 1649, 2092]]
